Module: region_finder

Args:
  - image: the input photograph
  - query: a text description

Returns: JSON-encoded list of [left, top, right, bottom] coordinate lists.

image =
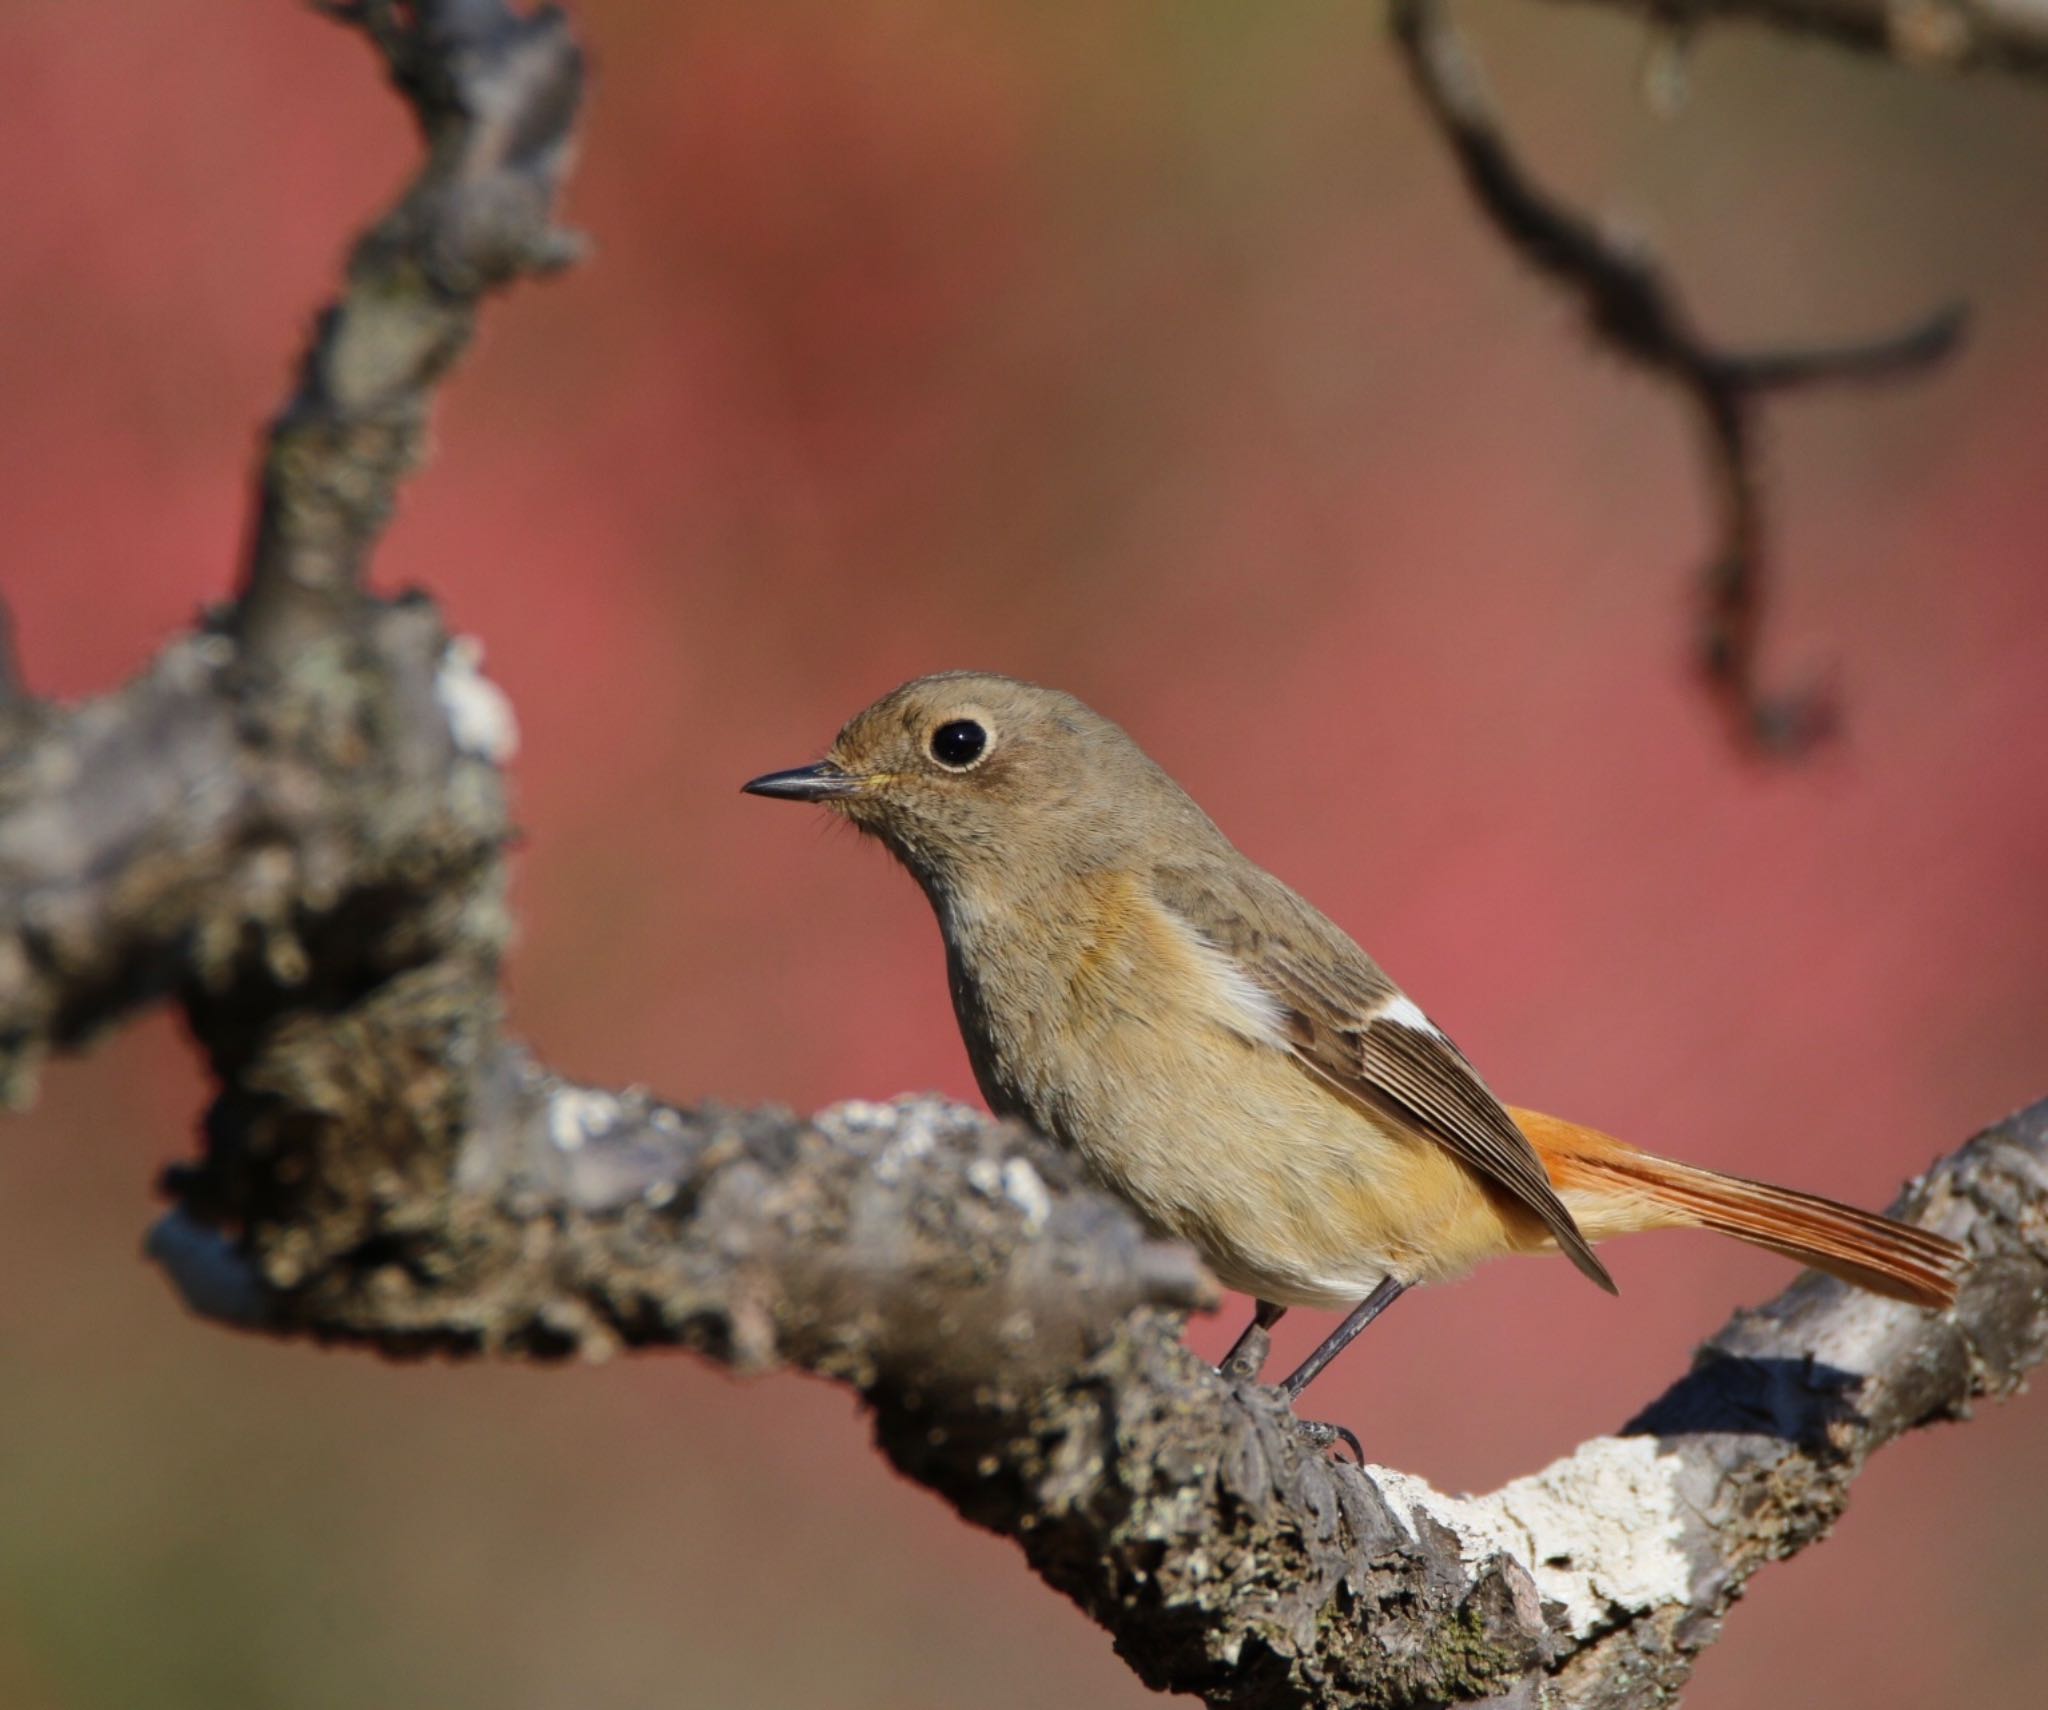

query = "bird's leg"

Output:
[[1218, 1299, 1286, 1383], [1281, 1277, 1407, 1398], [1272, 1278, 1408, 1460]]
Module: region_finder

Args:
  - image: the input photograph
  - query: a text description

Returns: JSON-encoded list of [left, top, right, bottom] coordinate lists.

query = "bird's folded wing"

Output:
[[1151, 862, 1616, 1293]]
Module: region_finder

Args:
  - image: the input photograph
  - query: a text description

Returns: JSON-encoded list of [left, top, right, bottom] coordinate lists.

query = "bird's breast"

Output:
[[937, 871, 1512, 1306]]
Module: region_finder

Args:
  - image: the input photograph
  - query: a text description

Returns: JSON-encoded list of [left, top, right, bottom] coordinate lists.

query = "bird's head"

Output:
[[742, 671, 1220, 894]]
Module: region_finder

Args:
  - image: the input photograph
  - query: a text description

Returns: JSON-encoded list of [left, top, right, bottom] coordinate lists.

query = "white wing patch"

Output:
[[1377, 993, 1437, 1033], [1205, 948, 1291, 1045], [1160, 911, 1290, 1047]]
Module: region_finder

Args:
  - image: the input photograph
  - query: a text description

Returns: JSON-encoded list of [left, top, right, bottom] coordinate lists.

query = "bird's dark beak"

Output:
[[741, 761, 862, 803]]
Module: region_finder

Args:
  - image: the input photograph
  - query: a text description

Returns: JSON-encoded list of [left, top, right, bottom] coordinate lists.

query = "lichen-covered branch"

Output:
[[2, 6, 2043, 1710], [0, 600, 515, 1107], [146, 1050, 2048, 1710], [1398, 0, 1966, 755]]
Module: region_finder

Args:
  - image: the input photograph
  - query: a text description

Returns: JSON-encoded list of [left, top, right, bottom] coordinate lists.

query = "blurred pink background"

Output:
[[4, 4, 2046, 1707]]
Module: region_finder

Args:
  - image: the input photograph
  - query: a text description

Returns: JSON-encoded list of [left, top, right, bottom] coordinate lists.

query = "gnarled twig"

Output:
[[1394, 0, 1964, 754]]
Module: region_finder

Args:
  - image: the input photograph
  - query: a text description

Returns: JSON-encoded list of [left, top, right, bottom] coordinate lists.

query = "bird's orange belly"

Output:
[[1046, 1019, 1545, 1310]]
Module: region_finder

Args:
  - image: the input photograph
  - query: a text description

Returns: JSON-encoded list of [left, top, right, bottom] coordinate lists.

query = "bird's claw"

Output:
[[1292, 1416, 1365, 1463]]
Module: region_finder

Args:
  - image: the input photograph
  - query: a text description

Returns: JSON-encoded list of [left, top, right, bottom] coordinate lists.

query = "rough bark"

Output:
[[131, 1055, 2048, 1706], [3, 5, 2043, 1710]]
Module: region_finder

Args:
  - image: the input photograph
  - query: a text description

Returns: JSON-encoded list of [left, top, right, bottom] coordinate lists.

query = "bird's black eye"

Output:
[[929, 719, 988, 769]]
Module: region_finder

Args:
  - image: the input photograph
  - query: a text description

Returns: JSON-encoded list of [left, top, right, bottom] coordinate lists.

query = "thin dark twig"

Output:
[[1720, 306, 1965, 390], [1391, 0, 1965, 756]]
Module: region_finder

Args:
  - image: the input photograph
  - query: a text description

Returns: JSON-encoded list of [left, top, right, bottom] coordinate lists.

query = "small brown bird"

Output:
[[744, 673, 1965, 1429]]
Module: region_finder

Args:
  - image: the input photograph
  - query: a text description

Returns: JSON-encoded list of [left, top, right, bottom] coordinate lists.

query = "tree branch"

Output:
[[140, 1042, 2048, 1709], [237, 0, 585, 668], [1, 0, 579, 1107], [1397, 0, 1966, 755], [3, 6, 2042, 1710]]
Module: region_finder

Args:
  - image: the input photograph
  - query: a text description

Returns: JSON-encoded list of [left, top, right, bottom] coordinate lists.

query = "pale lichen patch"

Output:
[[962, 1152, 1054, 1235], [1000, 1157, 1052, 1234], [1366, 1435, 1692, 1637], [548, 1086, 622, 1151], [436, 635, 519, 762]]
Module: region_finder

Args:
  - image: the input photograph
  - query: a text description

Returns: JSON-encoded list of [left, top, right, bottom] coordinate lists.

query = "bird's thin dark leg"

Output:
[[1280, 1277, 1407, 1400], [1219, 1299, 1286, 1383]]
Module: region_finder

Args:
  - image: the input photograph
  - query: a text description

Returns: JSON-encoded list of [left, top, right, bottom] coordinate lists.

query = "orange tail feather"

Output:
[[1510, 1108, 1966, 1310]]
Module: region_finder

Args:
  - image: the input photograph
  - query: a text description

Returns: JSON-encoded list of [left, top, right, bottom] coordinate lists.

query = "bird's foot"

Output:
[[1225, 1372, 1364, 1461], [1217, 1320, 1360, 1460], [1291, 1415, 1364, 1463]]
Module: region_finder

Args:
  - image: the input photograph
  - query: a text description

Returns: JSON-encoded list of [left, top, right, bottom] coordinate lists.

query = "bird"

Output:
[[743, 672, 1966, 1436]]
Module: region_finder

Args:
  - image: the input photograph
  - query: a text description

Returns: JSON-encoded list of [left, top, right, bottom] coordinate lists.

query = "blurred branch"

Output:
[[1538, 0, 2048, 80], [2, 6, 2043, 1710], [0, 0, 581, 1108], [1397, 0, 1965, 755], [237, 0, 585, 669]]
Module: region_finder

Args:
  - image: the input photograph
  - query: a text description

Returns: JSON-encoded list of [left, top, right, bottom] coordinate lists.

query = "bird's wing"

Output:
[[1151, 861, 1616, 1293]]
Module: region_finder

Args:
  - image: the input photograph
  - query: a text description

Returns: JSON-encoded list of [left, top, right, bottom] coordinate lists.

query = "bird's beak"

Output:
[[741, 760, 863, 803]]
